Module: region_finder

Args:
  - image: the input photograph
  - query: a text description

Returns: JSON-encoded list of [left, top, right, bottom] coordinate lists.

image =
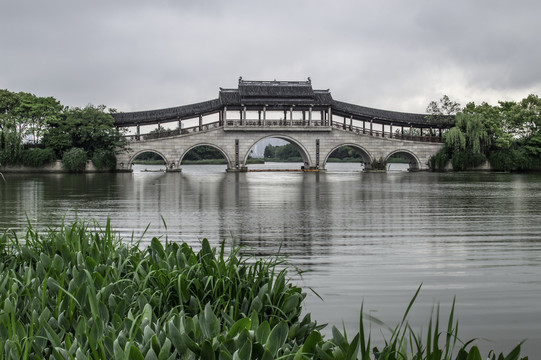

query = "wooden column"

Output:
[[199, 115, 203, 131], [243, 106, 246, 126], [390, 123, 393, 138], [363, 120, 366, 134], [410, 124, 413, 139], [309, 106, 312, 126], [223, 106, 227, 127], [263, 105, 266, 126], [290, 107, 293, 126], [370, 120, 373, 136], [136, 124, 140, 140], [349, 116, 353, 131], [343, 116, 346, 129], [328, 106, 332, 126]]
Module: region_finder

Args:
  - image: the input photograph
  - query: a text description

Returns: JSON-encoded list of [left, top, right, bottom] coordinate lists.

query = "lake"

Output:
[[1, 163, 540, 356]]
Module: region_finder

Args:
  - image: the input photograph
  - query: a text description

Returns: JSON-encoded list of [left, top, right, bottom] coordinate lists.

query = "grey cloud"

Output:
[[1, 0, 540, 113]]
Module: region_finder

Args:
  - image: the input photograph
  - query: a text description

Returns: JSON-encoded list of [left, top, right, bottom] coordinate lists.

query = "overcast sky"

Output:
[[2, 1, 540, 114]]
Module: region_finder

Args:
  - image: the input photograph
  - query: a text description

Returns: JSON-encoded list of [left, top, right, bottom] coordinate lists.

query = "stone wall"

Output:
[[117, 127, 445, 171]]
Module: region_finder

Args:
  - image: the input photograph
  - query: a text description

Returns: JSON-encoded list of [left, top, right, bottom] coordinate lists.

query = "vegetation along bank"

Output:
[[0, 221, 528, 359], [2, 88, 541, 172]]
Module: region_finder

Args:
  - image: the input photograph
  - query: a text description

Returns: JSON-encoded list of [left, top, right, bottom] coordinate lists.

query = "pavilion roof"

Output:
[[112, 78, 453, 128]]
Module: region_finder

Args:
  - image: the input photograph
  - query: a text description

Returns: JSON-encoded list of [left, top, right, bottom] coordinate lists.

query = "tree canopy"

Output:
[[430, 94, 541, 171], [0, 89, 126, 170]]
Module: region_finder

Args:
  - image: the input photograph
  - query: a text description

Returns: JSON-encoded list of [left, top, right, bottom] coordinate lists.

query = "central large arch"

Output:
[[243, 135, 312, 168]]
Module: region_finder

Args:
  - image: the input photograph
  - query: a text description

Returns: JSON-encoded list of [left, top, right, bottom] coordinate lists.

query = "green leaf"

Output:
[[144, 348, 159, 360], [219, 349, 233, 360], [201, 303, 220, 339], [466, 346, 483, 360], [201, 340, 216, 360], [238, 339, 252, 360], [150, 237, 165, 258], [158, 338, 172, 360], [301, 330, 322, 355], [168, 321, 186, 354], [345, 333, 360, 360], [265, 321, 288, 356], [128, 345, 145, 360], [256, 321, 270, 344], [228, 318, 251, 339]]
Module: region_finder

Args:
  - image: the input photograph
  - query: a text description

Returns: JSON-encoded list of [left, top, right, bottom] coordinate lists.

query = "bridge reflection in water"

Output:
[[114, 78, 452, 172]]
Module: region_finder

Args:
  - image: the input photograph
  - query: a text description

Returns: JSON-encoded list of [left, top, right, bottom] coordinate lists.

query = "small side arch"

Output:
[[322, 143, 372, 169], [179, 143, 232, 169], [243, 135, 312, 168], [128, 149, 168, 170], [385, 149, 421, 171]]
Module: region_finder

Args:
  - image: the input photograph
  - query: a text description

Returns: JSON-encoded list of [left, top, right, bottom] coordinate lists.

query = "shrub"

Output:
[[371, 156, 387, 170], [21, 147, 56, 167], [91, 149, 117, 170], [0, 221, 528, 359], [429, 146, 451, 171], [489, 150, 520, 172], [62, 147, 87, 172], [450, 151, 486, 171]]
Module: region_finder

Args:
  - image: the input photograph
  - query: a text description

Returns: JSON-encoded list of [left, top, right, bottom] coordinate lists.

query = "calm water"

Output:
[[1, 163, 540, 356]]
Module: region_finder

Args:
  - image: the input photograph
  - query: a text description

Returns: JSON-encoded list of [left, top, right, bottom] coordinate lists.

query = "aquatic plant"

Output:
[[0, 221, 528, 359]]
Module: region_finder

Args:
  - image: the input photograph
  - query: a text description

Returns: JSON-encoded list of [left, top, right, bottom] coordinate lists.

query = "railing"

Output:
[[225, 119, 326, 127], [123, 118, 442, 143], [331, 121, 442, 143], [125, 122, 221, 141]]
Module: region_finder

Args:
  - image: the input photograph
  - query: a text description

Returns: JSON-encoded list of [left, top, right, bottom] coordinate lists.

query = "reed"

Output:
[[0, 221, 528, 359]]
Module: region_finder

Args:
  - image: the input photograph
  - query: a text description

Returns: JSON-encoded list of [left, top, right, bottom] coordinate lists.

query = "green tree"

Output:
[[462, 101, 512, 150], [506, 94, 541, 140], [62, 147, 87, 172], [43, 104, 126, 158], [426, 95, 461, 126], [276, 143, 296, 160], [264, 144, 276, 158], [183, 145, 223, 161], [0, 90, 24, 164], [16, 93, 62, 145]]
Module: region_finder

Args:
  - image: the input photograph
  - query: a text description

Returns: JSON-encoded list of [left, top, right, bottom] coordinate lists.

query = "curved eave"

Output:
[[113, 99, 222, 126], [332, 100, 454, 128]]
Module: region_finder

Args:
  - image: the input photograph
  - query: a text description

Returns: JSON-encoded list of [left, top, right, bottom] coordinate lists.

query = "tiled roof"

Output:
[[113, 79, 453, 127]]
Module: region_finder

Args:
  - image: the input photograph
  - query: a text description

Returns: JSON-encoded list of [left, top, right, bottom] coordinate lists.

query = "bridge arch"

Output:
[[385, 149, 421, 171], [322, 143, 372, 169], [243, 135, 312, 168], [179, 143, 232, 169], [128, 149, 168, 170]]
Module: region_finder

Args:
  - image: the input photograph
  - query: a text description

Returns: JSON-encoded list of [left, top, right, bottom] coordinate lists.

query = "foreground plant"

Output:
[[0, 221, 528, 359]]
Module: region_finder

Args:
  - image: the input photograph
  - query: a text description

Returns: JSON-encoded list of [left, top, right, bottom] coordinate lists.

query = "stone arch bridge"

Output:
[[113, 78, 452, 171]]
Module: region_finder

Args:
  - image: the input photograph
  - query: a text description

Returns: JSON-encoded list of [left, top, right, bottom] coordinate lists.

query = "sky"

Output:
[[2, 1, 541, 114]]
